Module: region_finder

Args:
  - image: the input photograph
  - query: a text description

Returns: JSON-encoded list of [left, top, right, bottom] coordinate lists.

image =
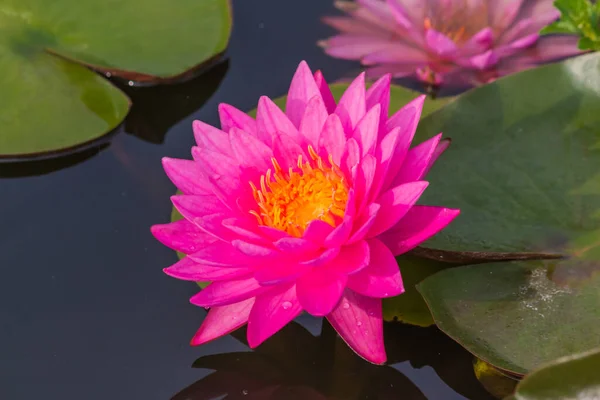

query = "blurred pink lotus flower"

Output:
[[321, 0, 581, 87], [151, 61, 459, 364]]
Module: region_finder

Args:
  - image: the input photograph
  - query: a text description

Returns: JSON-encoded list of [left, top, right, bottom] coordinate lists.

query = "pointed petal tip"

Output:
[[297, 60, 310, 70]]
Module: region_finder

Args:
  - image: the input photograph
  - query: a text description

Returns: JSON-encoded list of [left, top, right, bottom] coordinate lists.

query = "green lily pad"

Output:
[[382, 256, 450, 326], [512, 348, 600, 400], [0, 0, 231, 158], [413, 53, 600, 375], [473, 358, 518, 399]]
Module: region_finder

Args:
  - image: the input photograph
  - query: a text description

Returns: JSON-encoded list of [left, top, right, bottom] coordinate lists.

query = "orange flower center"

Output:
[[423, 1, 489, 44], [250, 146, 349, 237]]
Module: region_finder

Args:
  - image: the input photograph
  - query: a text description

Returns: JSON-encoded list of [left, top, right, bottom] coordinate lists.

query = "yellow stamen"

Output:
[[250, 146, 349, 237]]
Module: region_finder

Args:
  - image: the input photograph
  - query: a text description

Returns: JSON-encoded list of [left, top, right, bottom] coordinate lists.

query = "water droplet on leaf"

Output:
[[342, 302, 350, 309], [282, 301, 292, 310]]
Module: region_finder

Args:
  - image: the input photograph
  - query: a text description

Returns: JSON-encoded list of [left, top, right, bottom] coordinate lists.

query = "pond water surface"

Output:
[[1, 1, 497, 398]]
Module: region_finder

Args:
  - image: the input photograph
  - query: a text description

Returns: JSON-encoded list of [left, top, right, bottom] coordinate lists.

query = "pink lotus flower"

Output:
[[321, 0, 581, 87], [151, 61, 459, 364]]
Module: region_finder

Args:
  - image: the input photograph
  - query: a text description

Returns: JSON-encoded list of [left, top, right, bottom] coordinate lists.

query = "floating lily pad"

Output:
[[413, 53, 600, 375], [0, 0, 231, 158], [382, 256, 449, 326], [513, 348, 600, 400], [473, 359, 518, 399]]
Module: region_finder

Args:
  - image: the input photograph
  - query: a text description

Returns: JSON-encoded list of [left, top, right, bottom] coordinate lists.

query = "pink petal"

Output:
[[466, 50, 499, 70], [361, 43, 428, 65], [340, 138, 361, 178], [303, 219, 335, 245], [299, 95, 328, 146], [193, 214, 238, 242], [164, 257, 253, 281], [190, 298, 255, 345], [385, 0, 413, 29], [286, 61, 321, 129], [151, 220, 217, 254], [460, 27, 494, 55], [392, 133, 443, 186], [371, 126, 403, 198], [347, 238, 404, 298], [190, 277, 267, 307], [229, 127, 273, 172], [256, 96, 300, 144], [348, 203, 380, 244], [272, 134, 307, 171], [192, 147, 240, 183], [273, 237, 320, 256], [354, 155, 377, 211], [162, 157, 211, 195], [489, 0, 523, 32], [386, 0, 427, 26], [368, 181, 429, 237], [357, 0, 398, 23], [189, 240, 254, 266], [379, 205, 460, 255], [512, 0, 560, 34], [353, 104, 380, 157], [365, 74, 391, 133], [232, 240, 280, 259], [296, 270, 347, 316], [327, 240, 370, 275], [247, 284, 303, 347], [318, 113, 346, 165], [326, 289, 386, 364], [222, 218, 270, 245], [335, 72, 366, 133], [218, 103, 258, 136], [313, 70, 337, 113], [300, 247, 341, 267], [171, 195, 225, 221], [258, 226, 290, 241], [192, 120, 232, 155], [324, 190, 356, 248], [499, 18, 532, 45], [323, 36, 398, 60], [425, 29, 458, 57], [517, 35, 581, 63], [254, 262, 309, 285]]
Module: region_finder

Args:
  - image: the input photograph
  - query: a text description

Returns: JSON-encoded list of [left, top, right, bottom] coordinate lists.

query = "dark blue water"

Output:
[[0, 1, 496, 398]]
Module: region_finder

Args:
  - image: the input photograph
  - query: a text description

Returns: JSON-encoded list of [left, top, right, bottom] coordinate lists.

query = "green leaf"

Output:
[[382, 256, 450, 326], [541, 0, 600, 50], [513, 348, 600, 399], [0, 0, 231, 158], [473, 358, 518, 399], [540, 20, 577, 35], [413, 53, 600, 375]]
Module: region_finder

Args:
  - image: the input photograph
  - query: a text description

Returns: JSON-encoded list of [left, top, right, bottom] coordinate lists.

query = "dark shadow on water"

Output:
[[171, 322, 495, 400], [0, 145, 108, 178], [118, 60, 229, 144]]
